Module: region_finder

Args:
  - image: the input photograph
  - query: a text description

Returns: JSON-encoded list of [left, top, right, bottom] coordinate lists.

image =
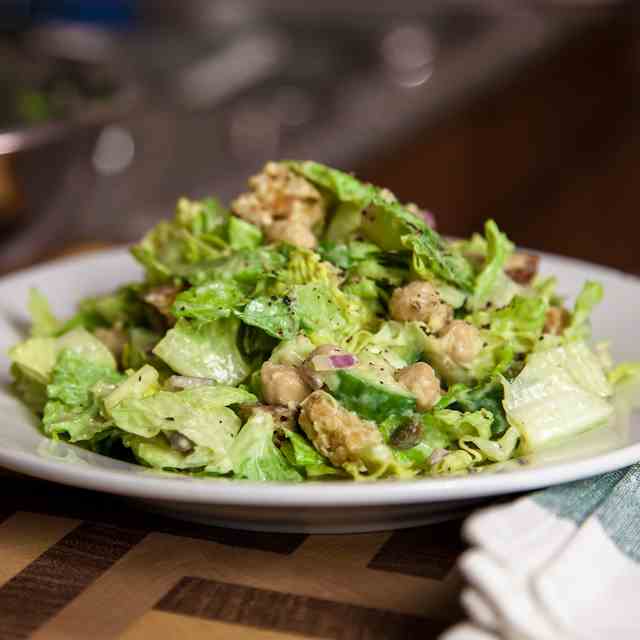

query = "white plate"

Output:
[[1, 249, 639, 533]]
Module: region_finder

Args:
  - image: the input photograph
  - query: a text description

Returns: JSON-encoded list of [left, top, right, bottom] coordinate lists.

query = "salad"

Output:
[[9, 161, 638, 481]]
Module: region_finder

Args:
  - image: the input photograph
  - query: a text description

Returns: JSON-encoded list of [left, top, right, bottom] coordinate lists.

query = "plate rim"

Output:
[[2, 247, 640, 508]]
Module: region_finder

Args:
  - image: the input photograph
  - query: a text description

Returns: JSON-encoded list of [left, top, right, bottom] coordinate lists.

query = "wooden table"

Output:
[[0, 468, 465, 640]]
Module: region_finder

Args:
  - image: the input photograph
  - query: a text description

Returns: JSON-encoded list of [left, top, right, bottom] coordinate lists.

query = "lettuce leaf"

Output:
[[131, 197, 229, 282], [609, 362, 640, 387], [287, 161, 376, 208], [291, 281, 374, 344], [436, 378, 509, 437], [402, 227, 474, 292], [47, 349, 122, 408], [185, 246, 287, 288], [42, 349, 123, 443], [281, 431, 341, 477], [122, 434, 222, 472], [10, 363, 48, 414], [502, 342, 613, 452], [172, 282, 247, 323], [564, 281, 603, 342], [28, 289, 60, 337], [230, 411, 303, 482], [236, 296, 299, 340], [153, 318, 250, 384], [121, 327, 163, 371], [112, 385, 255, 473], [290, 161, 473, 291], [469, 295, 548, 356], [226, 216, 262, 250], [10, 327, 116, 385], [467, 220, 514, 310]]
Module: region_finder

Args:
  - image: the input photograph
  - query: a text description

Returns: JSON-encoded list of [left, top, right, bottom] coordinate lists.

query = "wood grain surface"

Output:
[[0, 470, 466, 640]]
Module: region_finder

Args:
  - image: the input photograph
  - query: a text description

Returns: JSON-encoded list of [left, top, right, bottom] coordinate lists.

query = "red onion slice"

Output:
[[311, 353, 358, 371], [329, 354, 358, 368]]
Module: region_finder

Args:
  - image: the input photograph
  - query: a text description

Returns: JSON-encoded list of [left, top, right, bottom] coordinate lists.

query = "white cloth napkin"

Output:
[[441, 465, 640, 640]]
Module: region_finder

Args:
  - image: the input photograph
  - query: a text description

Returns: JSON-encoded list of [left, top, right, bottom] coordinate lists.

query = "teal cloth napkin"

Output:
[[442, 465, 640, 640]]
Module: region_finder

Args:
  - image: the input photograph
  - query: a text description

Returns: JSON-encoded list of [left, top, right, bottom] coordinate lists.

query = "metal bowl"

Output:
[[0, 28, 139, 270]]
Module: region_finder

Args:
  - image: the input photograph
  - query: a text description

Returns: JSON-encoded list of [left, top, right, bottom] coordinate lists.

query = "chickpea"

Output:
[[388, 281, 453, 333], [260, 362, 311, 407], [395, 362, 441, 411], [266, 220, 317, 249], [440, 320, 482, 365], [299, 391, 383, 467]]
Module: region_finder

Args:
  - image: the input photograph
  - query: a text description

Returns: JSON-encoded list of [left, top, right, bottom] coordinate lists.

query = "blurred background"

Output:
[[0, 0, 637, 274]]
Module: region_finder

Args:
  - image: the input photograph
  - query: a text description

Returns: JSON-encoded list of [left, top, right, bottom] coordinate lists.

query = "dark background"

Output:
[[0, 1, 638, 273]]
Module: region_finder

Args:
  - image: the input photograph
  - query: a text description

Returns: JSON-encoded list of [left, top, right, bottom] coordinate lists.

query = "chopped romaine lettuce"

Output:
[[172, 282, 246, 323], [230, 411, 302, 482], [112, 385, 255, 473], [467, 220, 514, 310], [281, 431, 340, 477], [226, 216, 262, 250], [28, 289, 60, 337], [564, 281, 603, 342], [469, 295, 548, 356], [153, 318, 250, 384], [287, 161, 375, 209], [131, 197, 229, 283], [502, 342, 614, 452], [47, 350, 122, 408], [10, 159, 633, 482], [10, 327, 116, 385], [236, 296, 299, 340]]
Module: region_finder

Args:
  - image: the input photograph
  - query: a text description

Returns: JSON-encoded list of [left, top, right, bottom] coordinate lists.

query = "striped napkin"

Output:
[[442, 465, 640, 640]]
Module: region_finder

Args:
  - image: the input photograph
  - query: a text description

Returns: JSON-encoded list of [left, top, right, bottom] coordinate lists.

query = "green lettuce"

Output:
[[287, 161, 375, 208], [281, 431, 340, 477], [42, 349, 123, 443], [609, 362, 640, 387], [291, 281, 374, 344], [10, 364, 48, 414], [236, 296, 299, 340], [172, 282, 246, 323], [10, 327, 116, 385], [121, 327, 163, 371], [28, 289, 60, 337], [47, 349, 122, 408], [186, 247, 287, 288], [502, 341, 613, 452], [122, 434, 222, 472], [467, 220, 514, 310], [469, 295, 548, 356], [290, 161, 473, 291], [564, 281, 603, 342], [226, 216, 262, 250], [153, 318, 250, 384], [131, 197, 229, 282], [102, 364, 160, 414], [230, 411, 302, 482], [112, 385, 256, 473], [436, 378, 509, 437], [42, 401, 108, 443], [403, 228, 474, 292]]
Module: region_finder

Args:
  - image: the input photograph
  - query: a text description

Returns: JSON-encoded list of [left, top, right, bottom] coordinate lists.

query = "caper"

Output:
[[165, 431, 196, 454], [390, 421, 423, 450]]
